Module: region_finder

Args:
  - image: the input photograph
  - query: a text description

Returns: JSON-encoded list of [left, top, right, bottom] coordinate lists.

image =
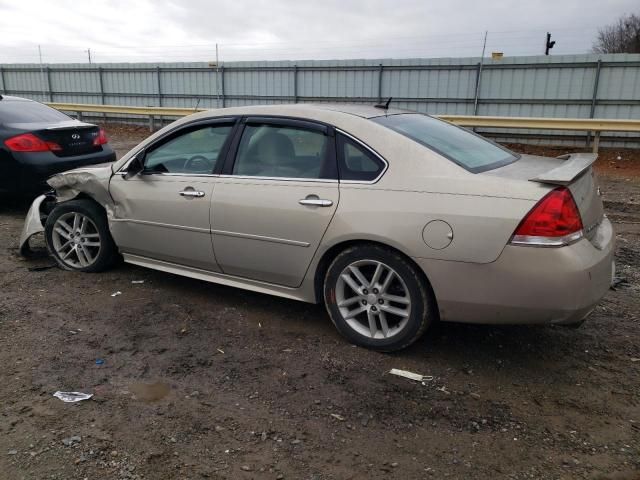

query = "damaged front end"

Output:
[[18, 164, 115, 255]]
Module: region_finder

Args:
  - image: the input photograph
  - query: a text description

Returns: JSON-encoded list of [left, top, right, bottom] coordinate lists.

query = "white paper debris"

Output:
[[389, 368, 433, 382], [131, 280, 145, 284], [111, 291, 122, 297], [53, 391, 93, 403]]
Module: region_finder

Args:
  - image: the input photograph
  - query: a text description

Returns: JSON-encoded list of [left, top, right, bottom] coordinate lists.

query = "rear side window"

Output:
[[233, 124, 333, 179], [373, 114, 517, 173], [0, 99, 70, 123], [337, 134, 385, 182]]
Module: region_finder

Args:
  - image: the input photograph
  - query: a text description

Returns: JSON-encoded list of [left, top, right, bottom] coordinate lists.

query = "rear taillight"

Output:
[[4, 133, 61, 152], [510, 187, 584, 247], [93, 128, 108, 146]]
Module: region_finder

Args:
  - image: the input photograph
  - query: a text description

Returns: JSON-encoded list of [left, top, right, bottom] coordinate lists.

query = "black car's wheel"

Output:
[[323, 244, 435, 352], [45, 199, 118, 272]]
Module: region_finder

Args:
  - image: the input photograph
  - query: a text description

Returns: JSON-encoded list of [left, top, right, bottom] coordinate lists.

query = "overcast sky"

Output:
[[0, 0, 637, 64]]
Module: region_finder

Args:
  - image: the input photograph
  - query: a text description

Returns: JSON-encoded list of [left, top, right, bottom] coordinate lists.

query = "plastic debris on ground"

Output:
[[111, 291, 122, 297], [53, 391, 93, 403], [389, 368, 434, 382], [131, 280, 145, 284], [95, 358, 105, 365]]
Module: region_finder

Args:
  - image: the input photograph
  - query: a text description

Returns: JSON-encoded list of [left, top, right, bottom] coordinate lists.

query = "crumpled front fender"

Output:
[[19, 164, 115, 257], [19, 194, 48, 256]]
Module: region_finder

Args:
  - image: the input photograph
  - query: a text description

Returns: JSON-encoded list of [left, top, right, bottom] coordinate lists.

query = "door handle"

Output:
[[179, 190, 206, 198], [299, 197, 333, 207]]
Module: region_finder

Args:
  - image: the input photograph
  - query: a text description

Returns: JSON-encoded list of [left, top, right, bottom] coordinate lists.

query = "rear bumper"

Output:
[[414, 217, 615, 325], [2, 147, 115, 194]]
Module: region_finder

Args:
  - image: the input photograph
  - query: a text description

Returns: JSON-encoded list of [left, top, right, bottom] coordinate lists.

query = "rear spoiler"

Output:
[[529, 153, 597, 186]]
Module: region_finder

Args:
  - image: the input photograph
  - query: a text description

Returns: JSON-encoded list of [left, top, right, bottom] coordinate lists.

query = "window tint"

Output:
[[144, 124, 232, 174], [373, 114, 517, 173], [233, 124, 331, 179], [337, 134, 385, 181], [0, 99, 70, 123]]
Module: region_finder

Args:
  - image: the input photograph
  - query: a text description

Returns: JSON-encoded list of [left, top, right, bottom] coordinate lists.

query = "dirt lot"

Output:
[[1, 126, 639, 480]]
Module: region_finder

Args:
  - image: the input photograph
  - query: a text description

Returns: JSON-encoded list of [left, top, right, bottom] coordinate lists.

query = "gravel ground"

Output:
[[0, 125, 638, 479]]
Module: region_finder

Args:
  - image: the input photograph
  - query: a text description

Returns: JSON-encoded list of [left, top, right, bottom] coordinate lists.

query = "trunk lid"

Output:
[[35, 122, 102, 158], [486, 153, 605, 242], [5, 120, 102, 158]]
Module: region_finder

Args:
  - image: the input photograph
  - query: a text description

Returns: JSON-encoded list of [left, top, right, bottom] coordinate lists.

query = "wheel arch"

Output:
[[313, 239, 438, 317]]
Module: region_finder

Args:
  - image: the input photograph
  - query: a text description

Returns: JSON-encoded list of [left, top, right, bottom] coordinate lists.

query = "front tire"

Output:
[[45, 199, 117, 272], [323, 244, 434, 352]]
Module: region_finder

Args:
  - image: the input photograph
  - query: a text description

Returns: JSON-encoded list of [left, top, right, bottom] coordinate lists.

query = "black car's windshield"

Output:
[[0, 99, 71, 124], [373, 114, 518, 173]]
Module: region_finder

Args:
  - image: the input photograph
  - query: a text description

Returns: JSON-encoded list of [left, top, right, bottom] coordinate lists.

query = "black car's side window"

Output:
[[144, 124, 233, 174], [232, 124, 334, 179], [337, 133, 385, 182]]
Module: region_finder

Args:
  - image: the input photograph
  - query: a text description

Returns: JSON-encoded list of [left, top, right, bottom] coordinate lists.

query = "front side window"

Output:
[[337, 134, 385, 181], [233, 124, 332, 179], [373, 114, 518, 173], [144, 124, 233, 174]]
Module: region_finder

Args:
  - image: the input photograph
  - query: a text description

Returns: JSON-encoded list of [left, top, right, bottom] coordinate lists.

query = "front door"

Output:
[[211, 118, 339, 287], [109, 121, 235, 271]]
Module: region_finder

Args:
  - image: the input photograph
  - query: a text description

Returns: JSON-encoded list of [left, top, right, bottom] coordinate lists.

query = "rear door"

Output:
[[109, 119, 236, 271], [211, 117, 339, 287]]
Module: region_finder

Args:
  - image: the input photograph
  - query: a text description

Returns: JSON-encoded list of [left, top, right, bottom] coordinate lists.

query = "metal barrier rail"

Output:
[[47, 102, 640, 153]]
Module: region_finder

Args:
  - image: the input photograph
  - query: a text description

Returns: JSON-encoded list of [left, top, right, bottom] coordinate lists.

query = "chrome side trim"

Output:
[[110, 217, 210, 234], [211, 229, 310, 247], [114, 171, 218, 178], [217, 175, 338, 184], [335, 128, 389, 185]]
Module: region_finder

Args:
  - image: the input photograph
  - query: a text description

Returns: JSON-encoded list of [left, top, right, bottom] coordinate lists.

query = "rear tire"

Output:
[[45, 199, 117, 272], [323, 244, 434, 352]]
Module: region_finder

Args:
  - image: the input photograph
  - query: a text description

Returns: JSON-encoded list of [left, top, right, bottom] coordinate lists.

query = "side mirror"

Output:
[[123, 152, 145, 180]]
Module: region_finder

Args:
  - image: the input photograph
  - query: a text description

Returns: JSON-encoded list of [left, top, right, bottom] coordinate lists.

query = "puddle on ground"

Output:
[[129, 382, 171, 402]]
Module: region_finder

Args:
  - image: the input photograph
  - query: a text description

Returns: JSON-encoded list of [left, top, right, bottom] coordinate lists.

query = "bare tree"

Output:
[[593, 13, 640, 53]]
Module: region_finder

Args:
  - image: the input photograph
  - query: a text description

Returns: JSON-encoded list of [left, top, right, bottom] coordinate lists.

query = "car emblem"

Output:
[[71, 133, 81, 140]]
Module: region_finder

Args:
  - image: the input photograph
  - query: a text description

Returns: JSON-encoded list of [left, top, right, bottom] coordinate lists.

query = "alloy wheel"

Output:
[[335, 259, 411, 339], [50, 212, 102, 268]]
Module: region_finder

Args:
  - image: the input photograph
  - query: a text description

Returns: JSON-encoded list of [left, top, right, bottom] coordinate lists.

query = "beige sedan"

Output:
[[20, 104, 615, 351]]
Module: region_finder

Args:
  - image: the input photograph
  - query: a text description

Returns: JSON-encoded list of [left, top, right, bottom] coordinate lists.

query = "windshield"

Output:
[[373, 114, 518, 173], [0, 99, 71, 124]]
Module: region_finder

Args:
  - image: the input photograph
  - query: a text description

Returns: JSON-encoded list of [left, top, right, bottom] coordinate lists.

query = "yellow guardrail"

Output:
[[47, 102, 640, 152]]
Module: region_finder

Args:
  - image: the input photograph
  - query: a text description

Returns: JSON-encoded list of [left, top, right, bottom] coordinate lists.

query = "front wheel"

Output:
[[323, 244, 435, 352], [45, 199, 117, 272]]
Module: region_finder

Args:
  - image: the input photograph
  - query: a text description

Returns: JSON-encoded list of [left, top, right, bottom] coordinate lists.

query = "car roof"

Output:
[[0, 95, 33, 102], [192, 103, 415, 121]]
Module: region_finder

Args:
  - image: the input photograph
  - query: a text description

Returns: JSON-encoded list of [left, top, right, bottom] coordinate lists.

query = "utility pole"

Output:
[[38, 45, 46, 99], [87, 48, 92, 64], [545, 32, 556, 55], [216, 43, 220, 108]]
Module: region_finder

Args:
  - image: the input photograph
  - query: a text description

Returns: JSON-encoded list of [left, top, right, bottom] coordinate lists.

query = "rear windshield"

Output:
[[372, 114, 518, 173], [0, 99, 70, 124]]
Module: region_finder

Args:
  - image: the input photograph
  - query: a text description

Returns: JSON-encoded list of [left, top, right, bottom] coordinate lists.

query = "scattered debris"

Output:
[[7, 449, 18, 455], [62, 436, 82, 446], [131, 280, 145, 284], [330, 413, 345, 421], [631, 358, 640, 362], [436, 386, 451, 395], [95, 358, 105, 365], [217, 348, 225, 354], [389, 368, 433, 382], [111, 291, 122, 297], [28, 264, 57, 272], [53, 391, 93, 403], [610, 276, 628, 290]]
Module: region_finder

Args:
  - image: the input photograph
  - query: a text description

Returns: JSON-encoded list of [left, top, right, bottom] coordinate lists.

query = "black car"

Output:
[[0, 95, 115, 195]]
